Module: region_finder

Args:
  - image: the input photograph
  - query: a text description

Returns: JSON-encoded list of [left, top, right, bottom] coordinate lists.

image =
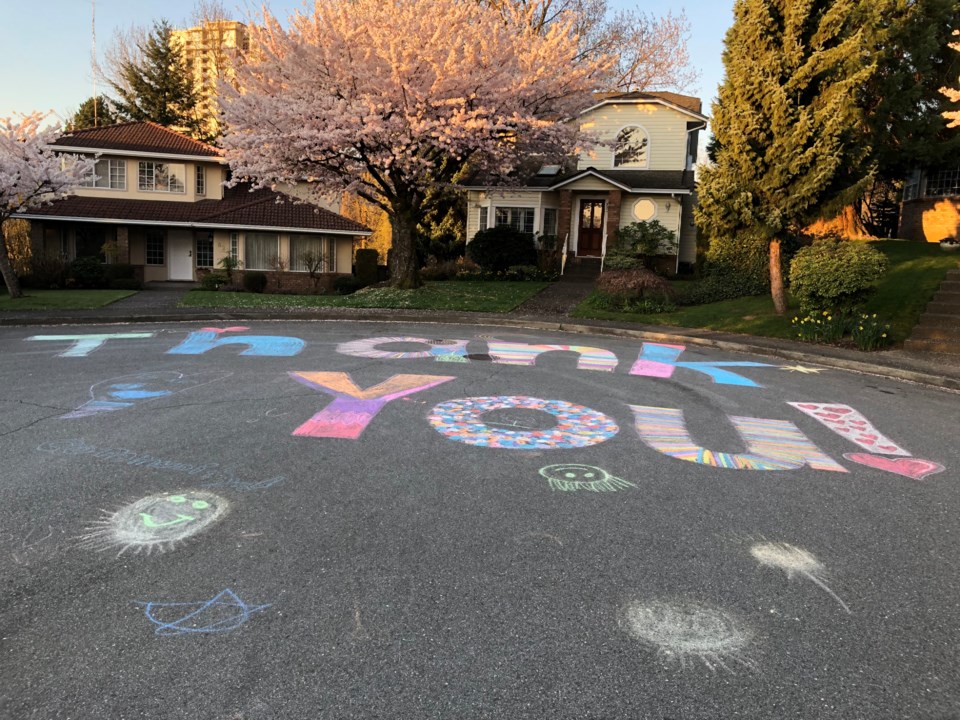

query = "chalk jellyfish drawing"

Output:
[[620, 600, 756, 674], [750, 542, 851, 614], [630, 405, 847, 472], [289, 371, 456, 439], [79, 491, 228, 555], [429, 396, 620, 450], [26, 332, 155, 357], [137, 588, 270, 636], [629, 343, 774, 387], [486, 342, 619, 372], [788, 402, 945, 480], [60, 370, 231, 419], [337, 336, 470, 362], [538, 464, 635, 492], [167, 327, 305, 357]]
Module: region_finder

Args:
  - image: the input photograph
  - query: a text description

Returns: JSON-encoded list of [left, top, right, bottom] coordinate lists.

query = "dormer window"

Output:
[[80, 158, 126, 190], [614, 127, 649, 168]]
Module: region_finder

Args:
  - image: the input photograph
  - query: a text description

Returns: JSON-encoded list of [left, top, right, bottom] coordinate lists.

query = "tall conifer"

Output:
[[696, 0, 875, 314]]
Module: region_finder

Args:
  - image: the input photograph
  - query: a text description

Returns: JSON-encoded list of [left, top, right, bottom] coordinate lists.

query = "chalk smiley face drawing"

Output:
[[538, 464, 635, 492], [80, 491, 228, 555]]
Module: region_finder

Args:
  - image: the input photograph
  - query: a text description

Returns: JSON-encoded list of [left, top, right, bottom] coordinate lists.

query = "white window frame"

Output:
[[196, 165, 206, 196], [81, 158, 126, 190], [289, 235, 336, 273], [613, 125, 650, 169], [138, 161, 186, 194], [494, 207, 535, 234]]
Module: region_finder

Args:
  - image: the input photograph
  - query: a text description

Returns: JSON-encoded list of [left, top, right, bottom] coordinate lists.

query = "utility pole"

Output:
[[92, 0, 98, 126]]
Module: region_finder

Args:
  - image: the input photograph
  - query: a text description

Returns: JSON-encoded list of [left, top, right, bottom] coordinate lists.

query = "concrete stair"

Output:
[[905, 269, 960, 354], [561, 256, 602, 282]]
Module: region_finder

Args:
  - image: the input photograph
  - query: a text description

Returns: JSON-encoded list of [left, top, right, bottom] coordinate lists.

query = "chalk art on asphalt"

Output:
[[630, 405, 848, 472], [289, 372, 456, 439], [167, 327, 305, 357], [538, 464, 635, 492], [429, 396, 619, 450], [26, 332, 155, 357], [137, 588, 270, 635], [486, 342, 619, 371], [780, 365, 822, 374], [841, 454, 945, 481], [750, 541, 851, 613], [788, 403, 911, 455], [620, 600, 756, 674], [337, 336, 470, 361], [79, 490, 228, 555], [37, 439, 285, 491], [630, 343, 774, 387], [60, 370, 231, 419]]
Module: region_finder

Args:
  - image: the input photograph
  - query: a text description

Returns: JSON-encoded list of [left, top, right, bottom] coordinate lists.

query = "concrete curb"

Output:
[[3, 307, 959, 393]]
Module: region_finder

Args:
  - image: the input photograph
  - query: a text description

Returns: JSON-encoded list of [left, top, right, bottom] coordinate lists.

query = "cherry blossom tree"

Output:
[[220, 0, 610, 289], [0, 113, 95, 299]]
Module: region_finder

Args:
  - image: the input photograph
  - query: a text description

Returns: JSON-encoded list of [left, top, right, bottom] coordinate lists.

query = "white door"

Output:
[[167, 230, 194, 280]]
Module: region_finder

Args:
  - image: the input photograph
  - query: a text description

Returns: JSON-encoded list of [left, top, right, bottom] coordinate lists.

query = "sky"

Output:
[[0, 0, 733, 123]]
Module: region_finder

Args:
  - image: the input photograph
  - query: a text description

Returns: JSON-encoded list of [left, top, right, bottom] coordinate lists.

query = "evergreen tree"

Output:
[[66, 96, 120, 131], [695, 0, 875, 314], [110, 20, 203, 138]]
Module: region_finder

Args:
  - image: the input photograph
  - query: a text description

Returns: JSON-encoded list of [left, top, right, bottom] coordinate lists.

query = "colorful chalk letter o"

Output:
[[428, 396, 619, 450], [337, 337, 467, 359]]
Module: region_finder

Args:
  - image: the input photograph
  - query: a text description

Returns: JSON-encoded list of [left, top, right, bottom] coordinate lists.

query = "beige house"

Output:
[[899, 165, 960, 242], [22, 122, 369, 288], [463, 91, 707, 272]]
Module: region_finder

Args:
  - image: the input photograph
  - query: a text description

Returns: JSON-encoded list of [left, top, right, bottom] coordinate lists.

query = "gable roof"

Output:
[[50, 121, 223, 159], [583, 91, 707, 120], [19, 185, 371, 235], [465, 168, 694, 193]]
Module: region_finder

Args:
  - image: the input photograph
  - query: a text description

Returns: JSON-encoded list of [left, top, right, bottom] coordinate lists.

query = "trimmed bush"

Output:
[[108, 278, 143, 291], [466, 226, 537, 272], [704, 233, 771, 295], [676, 271, 768, 306], [199, 271, 229, 291], [243, 271, 268, 293], [789, 240, 888, 313], [68, 256, 107, 288], [597, 268, 676, 301], [334, 276, 364, 295], [21, 253, 68, 289], [613, 221, 678, 267], [355, 248, 379, 287]]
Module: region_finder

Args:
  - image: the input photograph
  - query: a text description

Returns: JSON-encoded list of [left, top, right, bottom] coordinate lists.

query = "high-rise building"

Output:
[[170, 20, 251, 141]]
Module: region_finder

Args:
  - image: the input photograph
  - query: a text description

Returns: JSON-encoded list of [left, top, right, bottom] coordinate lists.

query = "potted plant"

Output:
[[939, 236, 960, 252]]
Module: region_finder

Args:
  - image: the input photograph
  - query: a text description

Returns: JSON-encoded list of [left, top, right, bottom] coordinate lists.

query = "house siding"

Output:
[[74, 156, 226, 203], [577, 103, 691, 172]]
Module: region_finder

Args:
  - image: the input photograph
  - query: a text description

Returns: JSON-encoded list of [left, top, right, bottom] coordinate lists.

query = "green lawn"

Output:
[[180, 281, 550, 313], [0, 289, 137, 311], [572, 240, 960, 343]]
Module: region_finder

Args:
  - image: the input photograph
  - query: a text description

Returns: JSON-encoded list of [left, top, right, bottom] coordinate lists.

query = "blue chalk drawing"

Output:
[[630, 342, 774, 387], [60, 371, 230, 419], [26, 332, 155, 357], [167, 327, 305, 357], [137, 588, 271, 636]]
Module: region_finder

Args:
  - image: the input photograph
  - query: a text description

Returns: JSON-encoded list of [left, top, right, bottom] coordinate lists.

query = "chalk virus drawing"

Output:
[[780, 365, 822, 374], [337, 336, 470, 362], [137, 588, 270, 635], [841, 454, 945, 481], [629, 343, 774, 387], [750, 541, 850, 614], [538, 464, 635, 492], [289, 371, 455, 439], [630, 405, 847, 472], [79, 491, 228, 555], [429, 396, 619, 450], [60, 370, 231, 419], [167, 326, 305, 357], [486, 342, 619, 372], [620, 600, 756, 674], [26, 332, 155, 357], [37, 439, 284, 491]]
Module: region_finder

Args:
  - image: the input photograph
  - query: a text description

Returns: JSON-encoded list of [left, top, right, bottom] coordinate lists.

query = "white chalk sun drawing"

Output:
[[750, 541, 851, 614], [621, 600, 756, 674], [79, 491, 228, 556]]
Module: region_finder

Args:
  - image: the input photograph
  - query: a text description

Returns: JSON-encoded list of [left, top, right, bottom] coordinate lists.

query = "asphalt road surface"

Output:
[[0, 321, 957, 719]]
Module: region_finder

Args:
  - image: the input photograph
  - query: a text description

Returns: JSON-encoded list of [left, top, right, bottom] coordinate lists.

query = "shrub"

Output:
[[676, 271, 768, 306], [243, 271, 268, 293], [789, 240, 888, 313], [614, 221, 678, 265], [334, 275, 365, 295], [536, 233, 562, 273], [704, 232, 772, 294], [421, 256, 479, 281], [355, 248, 379, 287], [68, 256, 107, 288], [597, 268, 676, 302], [218, 256, 241, 282], [108, 278, 143, 291], [200, 271, 229, 291], [584, 290, 676, 314], [466, 226, 537, 271], [21, 253, 68, 288], [103, 263, 136, 281]]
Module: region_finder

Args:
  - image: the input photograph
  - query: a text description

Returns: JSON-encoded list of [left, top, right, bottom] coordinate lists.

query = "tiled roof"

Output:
[[50, 121, 223, 158], [591, 91, 704, 116], [21, 186, 370, 235]]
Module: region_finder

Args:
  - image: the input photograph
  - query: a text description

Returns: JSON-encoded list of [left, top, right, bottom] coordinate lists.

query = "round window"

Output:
[[633, 199, 657, 222]]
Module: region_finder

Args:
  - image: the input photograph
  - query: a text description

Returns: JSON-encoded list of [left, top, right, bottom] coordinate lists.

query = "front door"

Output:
[[578, 200, 604, 256], [167, 229, 195, 280]]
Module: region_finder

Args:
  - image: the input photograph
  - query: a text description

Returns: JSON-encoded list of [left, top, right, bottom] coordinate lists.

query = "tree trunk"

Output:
[[388, 208, 423, 289], [0, 232, 24, 299], [769, 238, 786, 315]]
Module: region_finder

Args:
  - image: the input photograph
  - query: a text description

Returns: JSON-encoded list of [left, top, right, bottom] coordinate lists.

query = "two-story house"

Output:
[[463, 91, 707, 273], [22, 121, 370, 288]]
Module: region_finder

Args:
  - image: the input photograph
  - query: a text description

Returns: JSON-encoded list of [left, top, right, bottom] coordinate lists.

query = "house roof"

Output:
[[469, 168, 694, 193], [50, 121, 223, 159], [20, 186, 371, 235], [583, 91, 707, 121]]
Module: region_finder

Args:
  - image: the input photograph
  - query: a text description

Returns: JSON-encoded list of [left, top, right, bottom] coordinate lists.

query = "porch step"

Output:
[[908, 325, 960, 341], [903, 337, 960, 355], [916, 313, 960, 329], [561, 257, 602, 282], [939, 280, 960, 292], [927, 301, 960, 315]]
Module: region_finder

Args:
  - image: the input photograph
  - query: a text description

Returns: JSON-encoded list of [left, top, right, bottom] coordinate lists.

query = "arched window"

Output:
[[614, 127, 649, 167]]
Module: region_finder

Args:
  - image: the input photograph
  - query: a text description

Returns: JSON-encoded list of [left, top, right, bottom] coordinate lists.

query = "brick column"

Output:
[[558, 190, 573, 254], [605, 189, 622, 252], [115, 226, 130, 263]]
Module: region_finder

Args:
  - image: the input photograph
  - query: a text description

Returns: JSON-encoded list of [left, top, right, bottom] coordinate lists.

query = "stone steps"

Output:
[[905, 265, 960, 354]]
